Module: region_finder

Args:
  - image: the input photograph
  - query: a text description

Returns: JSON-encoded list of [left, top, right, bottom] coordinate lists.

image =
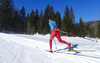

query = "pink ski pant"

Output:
[[49, 31, 68, 44]]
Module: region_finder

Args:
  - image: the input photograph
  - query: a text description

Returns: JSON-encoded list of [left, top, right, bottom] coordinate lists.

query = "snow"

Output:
[[0, 33, 100, 63]]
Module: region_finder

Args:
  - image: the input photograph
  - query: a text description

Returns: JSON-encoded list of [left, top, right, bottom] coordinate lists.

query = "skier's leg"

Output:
[[49, 31, 56, 51], [56, 31, 71, 50], [56, 31, 67, 44]]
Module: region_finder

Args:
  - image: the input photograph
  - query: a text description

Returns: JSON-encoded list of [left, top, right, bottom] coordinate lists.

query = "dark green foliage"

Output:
[[61, 16, 68, 32], [69, 7, 76, 34], [0, 0, 27, 33], [34, 9, 39, 32], [64, 5, 69, 17], [61, 5, 69, 32], [19, 6, 26, 33], [37, 10, 44, 34], [61, 5, 76, 36], [54, 11, 61, 29], [97, 22, 100, 38], [50, 5, 54, 19], [20, 6, 26, 21], [43, 4, 50, 34], [27, 10, 35, 34], [74, 24, 80, 36], [0, 0, 14, 32], [85, 24, 94, 37], [79, 17, 85, 37], [13, 10, 20, 32]]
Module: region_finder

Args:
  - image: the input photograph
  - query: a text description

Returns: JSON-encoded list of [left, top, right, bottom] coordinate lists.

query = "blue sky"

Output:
[[13, 0, 100, 23]]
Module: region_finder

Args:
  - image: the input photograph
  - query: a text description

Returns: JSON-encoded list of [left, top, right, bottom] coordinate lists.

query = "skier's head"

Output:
[[49, 18, 53, 22]]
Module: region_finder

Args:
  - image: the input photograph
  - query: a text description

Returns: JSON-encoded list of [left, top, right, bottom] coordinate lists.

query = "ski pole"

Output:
[[60, 31, 77, 36], [60, 31, 98, 42], [54, 38, 58, 52]]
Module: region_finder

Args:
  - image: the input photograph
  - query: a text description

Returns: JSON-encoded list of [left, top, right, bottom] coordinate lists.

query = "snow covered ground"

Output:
[[0, 33, 100, 63]]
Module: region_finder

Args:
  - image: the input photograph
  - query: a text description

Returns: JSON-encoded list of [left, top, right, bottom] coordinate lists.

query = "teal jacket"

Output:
[[49, 21, 57, 31]]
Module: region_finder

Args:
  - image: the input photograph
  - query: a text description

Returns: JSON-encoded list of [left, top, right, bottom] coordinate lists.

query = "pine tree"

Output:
[[61, 5, 70, 33], [50, 5, 54, 18], [92, 21, 98, 37], [0, 1, 2, 31], [54, 11, 61, 29], [19, 6, 26, 33], [74, 23, 80, 36], [26, 13, 29, 33], [79, 17, 85, 37], [20, 6, 26, 21], [0, 2, 2, 31], [64, 5, 69, 18], [97, 21, 100, 38], [0, 0, 14, 32], [27, 10, 35, 34], [26, 13, 30, 33], [85, 24, 93, 37], [27, 13, 30, 20], [69, 7, 76, 34], [70, 7, 75, 23], [43, 4, 50, 34], [61, 5, 76, 35], [61, 16, 68, 33], [13, 10, 20, 32], [35, 9, 39, 33], [38, 9, 44, 34]]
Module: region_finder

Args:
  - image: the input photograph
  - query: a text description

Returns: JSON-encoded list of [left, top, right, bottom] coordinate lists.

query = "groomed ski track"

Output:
[[0, 33, 100, 63]]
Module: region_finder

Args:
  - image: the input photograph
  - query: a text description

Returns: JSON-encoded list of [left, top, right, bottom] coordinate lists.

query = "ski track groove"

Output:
[[0, 40, 22, 63], [0, 36, 26, 63]]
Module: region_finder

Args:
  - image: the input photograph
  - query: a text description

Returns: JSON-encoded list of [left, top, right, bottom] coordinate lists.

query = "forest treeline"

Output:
[[0, 0, 100, 38]]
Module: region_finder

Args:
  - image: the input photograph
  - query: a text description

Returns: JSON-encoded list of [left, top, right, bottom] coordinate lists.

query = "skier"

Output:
[[48, 18, 71, 52]]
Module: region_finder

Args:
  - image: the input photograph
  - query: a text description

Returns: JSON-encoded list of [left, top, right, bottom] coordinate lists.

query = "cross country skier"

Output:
[[48, 18, 71, 52]]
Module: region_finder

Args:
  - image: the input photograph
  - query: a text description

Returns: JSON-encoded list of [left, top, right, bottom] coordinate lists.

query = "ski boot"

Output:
[[48, 49, 53, 53], [68, 43, 71, 51]]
